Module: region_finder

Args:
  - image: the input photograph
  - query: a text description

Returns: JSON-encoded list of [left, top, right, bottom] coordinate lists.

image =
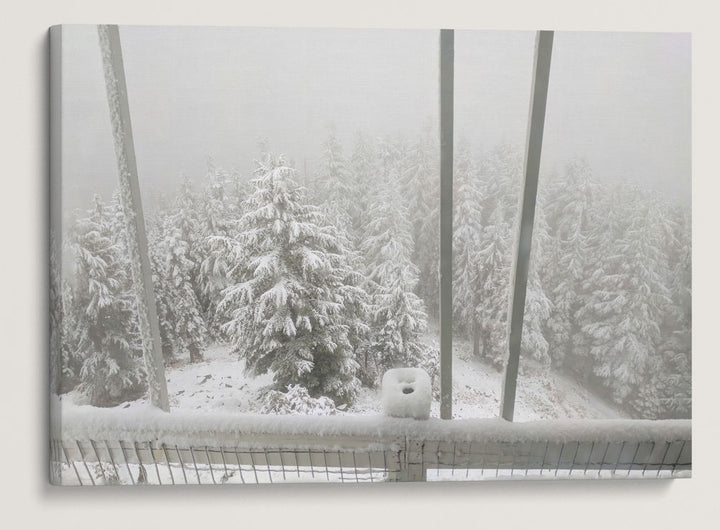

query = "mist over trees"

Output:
[[57, 130, 691, 419]]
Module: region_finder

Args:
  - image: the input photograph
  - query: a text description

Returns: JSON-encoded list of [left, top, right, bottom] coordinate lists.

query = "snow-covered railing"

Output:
[[50, 406, 691, 485]]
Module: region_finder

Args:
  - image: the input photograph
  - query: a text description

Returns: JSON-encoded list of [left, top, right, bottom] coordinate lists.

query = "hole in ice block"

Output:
[[381, 367, 432, 420]]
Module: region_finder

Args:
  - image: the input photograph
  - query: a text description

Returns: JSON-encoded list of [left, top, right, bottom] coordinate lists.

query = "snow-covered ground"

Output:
[[65, 338, 627, 421]]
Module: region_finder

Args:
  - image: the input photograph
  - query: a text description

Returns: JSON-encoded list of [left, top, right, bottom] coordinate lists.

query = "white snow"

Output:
[[381, 367, 432, 420], [63, 338, 629, 422], [57, 394, 690, 448], [55, 343, 690, 448], [56, 339, 690, 451]]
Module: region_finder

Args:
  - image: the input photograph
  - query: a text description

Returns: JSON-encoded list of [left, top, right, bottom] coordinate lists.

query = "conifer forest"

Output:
[[54, 129, 691, 420]]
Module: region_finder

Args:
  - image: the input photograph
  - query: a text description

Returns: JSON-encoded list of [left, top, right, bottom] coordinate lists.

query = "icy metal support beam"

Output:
[[439, 29, 454, 420], [98, 25, 169, 412], [500, 31, 553, 422]]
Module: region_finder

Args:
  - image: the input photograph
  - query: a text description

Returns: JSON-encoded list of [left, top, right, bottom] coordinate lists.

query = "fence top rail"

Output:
[[56, 400, 690, 448]]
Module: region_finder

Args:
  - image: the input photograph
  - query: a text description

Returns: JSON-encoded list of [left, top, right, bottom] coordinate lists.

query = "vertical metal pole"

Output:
[[500, 31, 554, 421], [98, 25, 169, 411], [439, 29, 454, 420]]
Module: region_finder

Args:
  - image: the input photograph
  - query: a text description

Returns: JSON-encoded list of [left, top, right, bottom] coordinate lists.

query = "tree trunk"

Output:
[[189, 344, 203, 363], [472, 322, 481, 357]]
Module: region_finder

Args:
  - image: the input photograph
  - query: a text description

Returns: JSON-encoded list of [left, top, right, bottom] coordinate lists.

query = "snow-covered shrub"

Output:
[[259, 385, 337, 415], [417, 346, 440, 398]]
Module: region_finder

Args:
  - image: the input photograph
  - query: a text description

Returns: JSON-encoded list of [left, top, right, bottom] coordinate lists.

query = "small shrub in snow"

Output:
[[259, 385, 337, 415], [417, 347, 440, 398]]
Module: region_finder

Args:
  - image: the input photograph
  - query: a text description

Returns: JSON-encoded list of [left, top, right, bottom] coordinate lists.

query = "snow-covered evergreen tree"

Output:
[[402, 128, 440, 315], [219, 154, 364, 404], [521, 271, 552, 366], [474, 206, 512, 367], [452, 143, 484, 355], [361, 171, 434, 378], [68, 195, 144, 406], [348, 131, 379, 237], [170, 176, 205, 300], [577, 193, 673, 406], [147, 231, 177, 362], [652, 204, 691, 418], [144, 178, 211, 363], [542, 159, 598, 371], [622, 196, 690, 418], [57, 279, 83, 394], [315, 129, 354, 232], [197, 162, 242, 337], [148, 214, 209, 363], [521, 206, 552, 366], [480, 144, 523, 227]]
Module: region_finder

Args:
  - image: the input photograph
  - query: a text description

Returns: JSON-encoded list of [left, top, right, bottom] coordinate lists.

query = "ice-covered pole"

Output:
[[98, 25, 169, 412], [500, 31, 553, 421]]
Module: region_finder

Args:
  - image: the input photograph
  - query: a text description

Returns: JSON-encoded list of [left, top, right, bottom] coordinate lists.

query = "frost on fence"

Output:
[[51, 404, 691, 485]]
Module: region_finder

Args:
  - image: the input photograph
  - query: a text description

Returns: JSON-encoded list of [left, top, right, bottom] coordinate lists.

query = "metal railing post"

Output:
[[98, 25, 169, 411], [500, 31, 554, 421], [439, 28, 454, 420]]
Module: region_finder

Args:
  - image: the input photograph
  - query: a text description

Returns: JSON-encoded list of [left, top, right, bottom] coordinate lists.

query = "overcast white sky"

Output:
[[60, 25, 690, 212]]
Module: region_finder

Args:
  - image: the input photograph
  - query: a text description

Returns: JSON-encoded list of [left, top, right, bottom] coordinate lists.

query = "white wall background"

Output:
[[0, 1, 717, 529]]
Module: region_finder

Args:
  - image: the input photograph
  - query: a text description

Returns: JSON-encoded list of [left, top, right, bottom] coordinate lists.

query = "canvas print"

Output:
[[49, 25, 691, 485]]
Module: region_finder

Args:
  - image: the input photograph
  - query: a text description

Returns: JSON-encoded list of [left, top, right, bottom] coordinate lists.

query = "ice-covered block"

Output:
[[381, 367, 432, 420]]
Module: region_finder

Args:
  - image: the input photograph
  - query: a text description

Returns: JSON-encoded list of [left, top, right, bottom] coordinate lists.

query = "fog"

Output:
[[60, 26, 690, 213]]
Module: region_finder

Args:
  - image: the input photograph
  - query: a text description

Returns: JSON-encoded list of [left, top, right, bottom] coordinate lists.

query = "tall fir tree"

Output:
[[219, 154, 364, 404], [542, 159, 598, 371], [653, 203, 691, 417], [361, 171, 434, 378], [170, 176, 205, 303], [68, 195, 144, 406], [474, 205, 512, 367], [452, 142, 484, 355], [315, 129, 354, 233], [480, 144, 523, 227], [149, 214, 209, 363], [148, 227, 178, 362], [401, 127, 440, 315], [57, 279, 83, 394], [348, 131, 379, 239], [577, 193, 673, 407], [197, 161, 242, 338], [522, 206, 553, 366]]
